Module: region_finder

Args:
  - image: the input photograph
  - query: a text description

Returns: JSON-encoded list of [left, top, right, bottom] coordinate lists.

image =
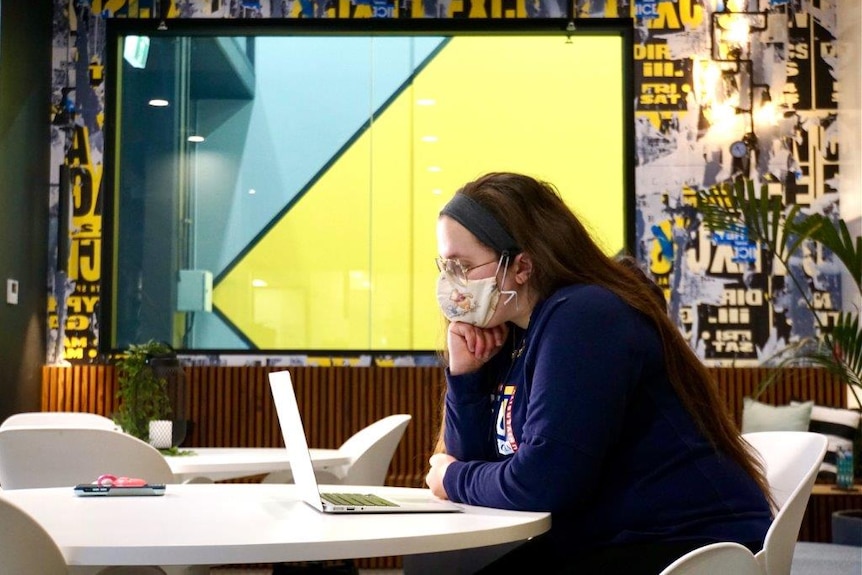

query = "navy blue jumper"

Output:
[[441, 284, 771, 556]]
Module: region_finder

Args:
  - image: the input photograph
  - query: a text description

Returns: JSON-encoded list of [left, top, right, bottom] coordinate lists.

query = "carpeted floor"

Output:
[[789, 542, 861, 575]]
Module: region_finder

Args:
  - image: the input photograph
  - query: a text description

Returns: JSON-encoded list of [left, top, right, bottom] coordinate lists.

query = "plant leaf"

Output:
[[788, 214, 862, 292], [697, 177, 862, 399]]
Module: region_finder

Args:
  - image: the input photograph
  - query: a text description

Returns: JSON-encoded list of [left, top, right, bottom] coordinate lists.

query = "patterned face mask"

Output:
[[435, 255, 515, 327]]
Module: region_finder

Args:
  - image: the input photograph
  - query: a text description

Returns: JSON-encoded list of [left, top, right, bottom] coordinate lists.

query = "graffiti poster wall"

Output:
[[48, 0, 846, 366], [628, 0, 844, 365]]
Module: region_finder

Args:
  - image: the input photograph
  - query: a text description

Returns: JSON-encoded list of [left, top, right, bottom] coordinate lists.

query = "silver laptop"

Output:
[[268, 370, 463, 514]]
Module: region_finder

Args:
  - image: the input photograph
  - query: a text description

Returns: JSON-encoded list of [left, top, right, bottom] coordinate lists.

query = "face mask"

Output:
[[435, 256, 516, 327], [437, 274, 500, 327]]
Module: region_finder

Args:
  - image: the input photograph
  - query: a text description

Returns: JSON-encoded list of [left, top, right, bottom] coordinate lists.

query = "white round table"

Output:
[[2, 483, 550, 571], [164, 447, 349, 482]]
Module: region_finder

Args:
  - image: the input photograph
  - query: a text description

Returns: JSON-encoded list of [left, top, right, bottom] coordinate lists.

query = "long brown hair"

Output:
[[434, 172, 771, 504]]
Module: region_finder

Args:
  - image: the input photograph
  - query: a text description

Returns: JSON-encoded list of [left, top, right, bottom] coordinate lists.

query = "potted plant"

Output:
[[113, 340, 174, 444], [696, 177, 861, 397], [697, 178, 862, 478]]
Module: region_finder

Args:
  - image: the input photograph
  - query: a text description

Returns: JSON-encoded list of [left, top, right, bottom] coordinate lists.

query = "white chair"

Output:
[[743, 431, 829, 575], [1, 411, 119, 430], [263, 413, 412, 485], [0, 495, 167, 575], [0, 426, 177, 489], [0, 494, 67, 574], [658, 542, 762, 575]]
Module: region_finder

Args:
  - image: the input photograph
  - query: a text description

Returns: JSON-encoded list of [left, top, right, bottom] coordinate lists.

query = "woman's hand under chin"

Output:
[[447, 321, 509, 376]]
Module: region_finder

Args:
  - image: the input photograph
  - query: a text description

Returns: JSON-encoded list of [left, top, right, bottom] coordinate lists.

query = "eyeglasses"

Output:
[[435, 257, 498, 286]]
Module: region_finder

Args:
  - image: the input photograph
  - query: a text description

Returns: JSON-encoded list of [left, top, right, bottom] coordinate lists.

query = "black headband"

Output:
[[440, 193, 521, 255]]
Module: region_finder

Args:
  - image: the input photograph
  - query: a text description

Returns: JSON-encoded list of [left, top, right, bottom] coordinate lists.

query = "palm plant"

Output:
[[697, 178, 862, 405]]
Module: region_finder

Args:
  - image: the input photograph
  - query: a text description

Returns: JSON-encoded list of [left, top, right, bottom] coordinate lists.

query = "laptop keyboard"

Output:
[[321, 492, 399, 507]]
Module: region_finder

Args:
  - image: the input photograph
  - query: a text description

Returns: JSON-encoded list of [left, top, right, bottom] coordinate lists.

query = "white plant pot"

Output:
[[148, 419, 173, 449]]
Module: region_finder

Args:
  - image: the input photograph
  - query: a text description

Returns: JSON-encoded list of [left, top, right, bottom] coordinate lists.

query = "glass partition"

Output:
[[103, 19, 634, 354]]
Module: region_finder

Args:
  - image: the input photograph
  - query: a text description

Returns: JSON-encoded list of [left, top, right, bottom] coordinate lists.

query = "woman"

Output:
[[425, 172, 772, 574]]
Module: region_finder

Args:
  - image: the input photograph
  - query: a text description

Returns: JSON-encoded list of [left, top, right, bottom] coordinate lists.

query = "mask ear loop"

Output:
[[497, 252, 518, 307]]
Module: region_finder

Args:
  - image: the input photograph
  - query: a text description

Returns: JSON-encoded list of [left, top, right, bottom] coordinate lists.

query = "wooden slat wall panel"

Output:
[[41, 365, 118, 415], [706, 367, 846, 427], [69, 366, 446, 487], [41, 364, 849, 546]]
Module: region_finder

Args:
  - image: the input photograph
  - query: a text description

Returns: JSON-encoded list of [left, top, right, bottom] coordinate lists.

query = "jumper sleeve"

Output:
[[443, 368, 498, 461]]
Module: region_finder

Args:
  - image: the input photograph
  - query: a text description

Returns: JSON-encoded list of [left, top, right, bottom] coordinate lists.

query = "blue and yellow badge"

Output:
[[494, 384, 518, 456]]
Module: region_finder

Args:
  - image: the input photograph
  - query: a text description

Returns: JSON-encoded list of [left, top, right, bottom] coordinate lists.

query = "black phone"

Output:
[[73, 484, 166, 496]]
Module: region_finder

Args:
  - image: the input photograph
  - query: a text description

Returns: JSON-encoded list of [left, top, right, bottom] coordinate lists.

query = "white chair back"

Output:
[[335, 413, 412, 485], [0, 427, 176, 489], [263, 414, 412, 486], [658, 541, 762, 575], [0, 494, 168, 574], [1, 411, 119, 430], [0, 496, 68, 575], [743, 431, 828, 575]]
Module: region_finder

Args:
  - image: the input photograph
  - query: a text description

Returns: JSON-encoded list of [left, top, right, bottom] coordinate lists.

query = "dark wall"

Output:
[[0, 0, 52, 420]]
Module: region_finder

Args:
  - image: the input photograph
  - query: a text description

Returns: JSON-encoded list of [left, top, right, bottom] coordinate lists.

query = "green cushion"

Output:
[[741, 398, 814, 433]]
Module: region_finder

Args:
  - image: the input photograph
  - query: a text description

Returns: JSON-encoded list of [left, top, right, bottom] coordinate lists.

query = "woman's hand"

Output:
[[425, 452, 457, 499], [447, 322, 508, 375]]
